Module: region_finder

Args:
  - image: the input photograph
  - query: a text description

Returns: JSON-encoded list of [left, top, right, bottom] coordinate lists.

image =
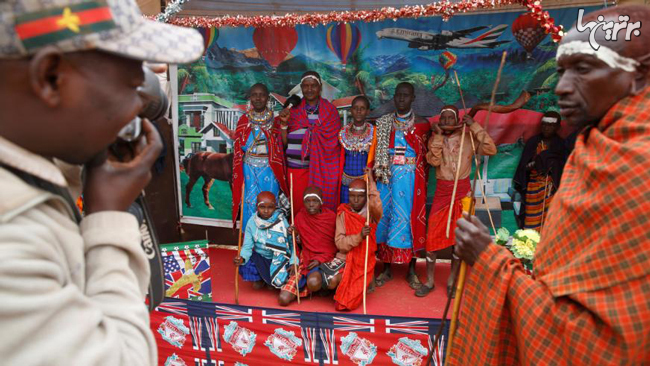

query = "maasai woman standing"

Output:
[[278, 71, 341, 213], [338, 95, 375, 204], [232, 83, 289, 228], [514, 111, 568, 231], [372, 82, 430, 290]]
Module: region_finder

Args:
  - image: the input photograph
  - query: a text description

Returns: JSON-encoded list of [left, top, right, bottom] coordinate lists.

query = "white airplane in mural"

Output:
[[376, 24, 510, 50]]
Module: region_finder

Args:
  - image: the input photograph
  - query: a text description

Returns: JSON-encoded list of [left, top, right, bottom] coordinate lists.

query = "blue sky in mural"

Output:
[[216, 6, 600, 64]]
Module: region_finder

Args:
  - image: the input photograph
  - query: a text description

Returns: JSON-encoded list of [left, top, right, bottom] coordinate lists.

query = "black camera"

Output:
[[117, 66, 169, 142]]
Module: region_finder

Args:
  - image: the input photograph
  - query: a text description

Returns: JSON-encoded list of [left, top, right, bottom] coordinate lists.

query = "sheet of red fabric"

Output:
[[333, 204, 377, 311], [288, 98, 341, 211], [447, 88, 650, 365], [294, 207, 337, 275], [426, 178, 470, 252], [231, 115, 289, 224], [288, 167, 309, 215]]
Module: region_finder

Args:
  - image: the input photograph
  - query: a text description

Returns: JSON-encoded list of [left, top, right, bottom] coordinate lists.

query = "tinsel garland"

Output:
[[153, 0, 564, 43]]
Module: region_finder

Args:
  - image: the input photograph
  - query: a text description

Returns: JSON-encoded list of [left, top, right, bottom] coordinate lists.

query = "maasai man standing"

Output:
[[420, 105, 496, 297], [234, 192, 296, 291], [338, 96, 376, 204], [450, 5, 650, 364], [333, 171, 382, 311], [372, 82, 430, 290], [278, 186, 339, 306], [514, 111, 568, 231], [232, 83, 289, 228], [278, 71, 341, 212]]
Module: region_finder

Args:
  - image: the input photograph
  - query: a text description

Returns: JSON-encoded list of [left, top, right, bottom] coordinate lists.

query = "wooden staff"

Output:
[[362, 174, 370, 315], [234, 182, 245, 305], [447, 51, 508, 356], [289, 173, 301, 304], [445, 111, 468, 238], [454, 69, 497, 235]]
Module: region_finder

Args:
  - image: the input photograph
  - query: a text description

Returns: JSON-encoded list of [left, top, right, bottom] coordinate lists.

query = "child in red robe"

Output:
[[333, 170, 382, 311], [278, 186, 339, 306]]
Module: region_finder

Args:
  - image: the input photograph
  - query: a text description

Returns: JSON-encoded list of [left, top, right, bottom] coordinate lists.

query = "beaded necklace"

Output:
[[305, 100, 320, 115], [339, 122, 373, 153], [393, 109, 415, 132], [247, 109, 274, 130]]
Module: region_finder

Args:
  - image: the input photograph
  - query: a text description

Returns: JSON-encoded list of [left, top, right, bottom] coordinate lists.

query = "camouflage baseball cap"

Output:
[[0, 0, 204, 63]]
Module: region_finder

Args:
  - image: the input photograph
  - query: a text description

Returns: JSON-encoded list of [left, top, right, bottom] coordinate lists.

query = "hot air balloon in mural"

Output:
[[326, 23, 362, 70], [252, 27, 298, 70], [512, 13, 547, 58], [198, 28, 219, 54], [438, 50, 457, 71]]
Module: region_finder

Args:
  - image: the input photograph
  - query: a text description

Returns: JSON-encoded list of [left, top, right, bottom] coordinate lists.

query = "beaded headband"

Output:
[[556, 40, 640, 72], [440, 108, 458, 120], [303, 193, 323, 203], [349, 188, 366, 193], [541, 116, 559, 124], [301, 75, 322, 85]]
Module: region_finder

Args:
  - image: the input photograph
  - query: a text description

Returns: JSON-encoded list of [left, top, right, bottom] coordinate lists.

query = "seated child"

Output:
[[333, 170, 383, 311], [234, 191, 296, 290], [278, 186, 340, 306]]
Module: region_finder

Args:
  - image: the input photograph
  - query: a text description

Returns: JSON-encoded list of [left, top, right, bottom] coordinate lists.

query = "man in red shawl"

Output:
[[449, 5, 650, 364], [419, 105, 495, 298], [278, 71, 341, 213], [231, 83, 289, 228], [279, 186, 339, 306], [333, 172, 382, 311]]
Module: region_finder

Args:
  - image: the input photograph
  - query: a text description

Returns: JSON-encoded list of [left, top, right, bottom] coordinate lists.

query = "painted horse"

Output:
[[183, 151, 234, 209]]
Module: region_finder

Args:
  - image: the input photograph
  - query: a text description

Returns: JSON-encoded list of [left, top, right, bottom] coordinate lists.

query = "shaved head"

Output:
[[257, 191, 276, 205], [349, 179, 367, 192]]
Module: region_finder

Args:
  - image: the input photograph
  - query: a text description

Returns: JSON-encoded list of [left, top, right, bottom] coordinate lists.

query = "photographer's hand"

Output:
[[83, 118, 163, 214]]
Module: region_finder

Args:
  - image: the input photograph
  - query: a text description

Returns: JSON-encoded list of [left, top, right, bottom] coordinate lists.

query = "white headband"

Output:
[[556, 40, 640, 72], [348, 188, 366, 193], [301, 75, 322, 85], [440, 108, 458, 120], [257, 201, 276, 206], [303, 193, 323, 203], [541, 116, 559, 124]]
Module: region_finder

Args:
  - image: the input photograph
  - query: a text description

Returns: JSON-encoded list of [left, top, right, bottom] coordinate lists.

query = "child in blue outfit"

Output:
[[234, 191, 297, 290]]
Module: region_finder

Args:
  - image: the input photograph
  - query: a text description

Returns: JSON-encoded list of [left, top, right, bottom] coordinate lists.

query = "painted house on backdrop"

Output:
[[178, 93, 248, 155]]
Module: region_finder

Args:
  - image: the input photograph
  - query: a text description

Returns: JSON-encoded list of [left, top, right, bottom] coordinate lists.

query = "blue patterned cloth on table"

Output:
[[340, 150, 368, 203], [376, 130, 416, 249], [242, 128, 281, 228]]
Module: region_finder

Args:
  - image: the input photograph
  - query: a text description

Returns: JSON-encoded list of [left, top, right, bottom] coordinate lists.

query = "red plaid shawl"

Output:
[[288, 98, 342, 210], [231, 115, 289, 224], [447, 89, 650, 364], [333, 204, 377, 311]]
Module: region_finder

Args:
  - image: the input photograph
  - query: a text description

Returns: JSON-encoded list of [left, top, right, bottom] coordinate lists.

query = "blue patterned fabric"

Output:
[[376, 131, 416, 249], [242, 130, 281, 228], [340, 150, 369, 203]]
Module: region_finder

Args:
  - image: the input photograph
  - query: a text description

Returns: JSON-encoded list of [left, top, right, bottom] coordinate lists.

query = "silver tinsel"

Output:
[[155, 0, 191, 23]]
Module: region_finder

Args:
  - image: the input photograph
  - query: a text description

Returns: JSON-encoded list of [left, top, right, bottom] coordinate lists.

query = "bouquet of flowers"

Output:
[[494, 228, 541, 273]]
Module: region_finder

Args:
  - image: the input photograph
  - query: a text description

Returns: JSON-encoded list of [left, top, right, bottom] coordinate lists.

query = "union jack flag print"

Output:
[[152, 299, 448, 366]]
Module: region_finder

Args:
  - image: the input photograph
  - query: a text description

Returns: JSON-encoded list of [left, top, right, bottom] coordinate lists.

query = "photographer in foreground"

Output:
[[0, 0, 203, 364]]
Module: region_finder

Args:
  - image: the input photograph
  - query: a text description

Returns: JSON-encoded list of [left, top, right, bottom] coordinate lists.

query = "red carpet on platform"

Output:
[[209, 247, 451, 319]]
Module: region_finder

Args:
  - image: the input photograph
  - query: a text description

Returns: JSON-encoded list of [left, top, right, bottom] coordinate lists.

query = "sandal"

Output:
[[375, 272, 393, 287], [407, 273, 423, 290], [415, 284, 434, 297]]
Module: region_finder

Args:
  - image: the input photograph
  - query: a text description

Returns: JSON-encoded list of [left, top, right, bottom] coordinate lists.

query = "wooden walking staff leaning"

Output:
[[447, 51, 508, 355], [453, 70, 497, 236], [234, 182, 245, 305], [289, 173, 301, 304], [362, 174, 370, 315]]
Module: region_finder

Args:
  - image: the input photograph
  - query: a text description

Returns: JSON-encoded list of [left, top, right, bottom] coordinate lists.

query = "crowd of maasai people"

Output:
[[228, 67, 578, 308]]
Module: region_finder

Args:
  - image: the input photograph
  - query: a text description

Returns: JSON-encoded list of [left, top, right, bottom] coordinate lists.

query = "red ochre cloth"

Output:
[[447, 88, 650, 365], [426, 178, 470, 252], [334, 205, 377, 311], [294, 207, 337, 276]]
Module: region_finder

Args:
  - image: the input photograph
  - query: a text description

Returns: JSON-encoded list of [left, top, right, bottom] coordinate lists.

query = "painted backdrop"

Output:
[[174, 5, 598, 228]]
